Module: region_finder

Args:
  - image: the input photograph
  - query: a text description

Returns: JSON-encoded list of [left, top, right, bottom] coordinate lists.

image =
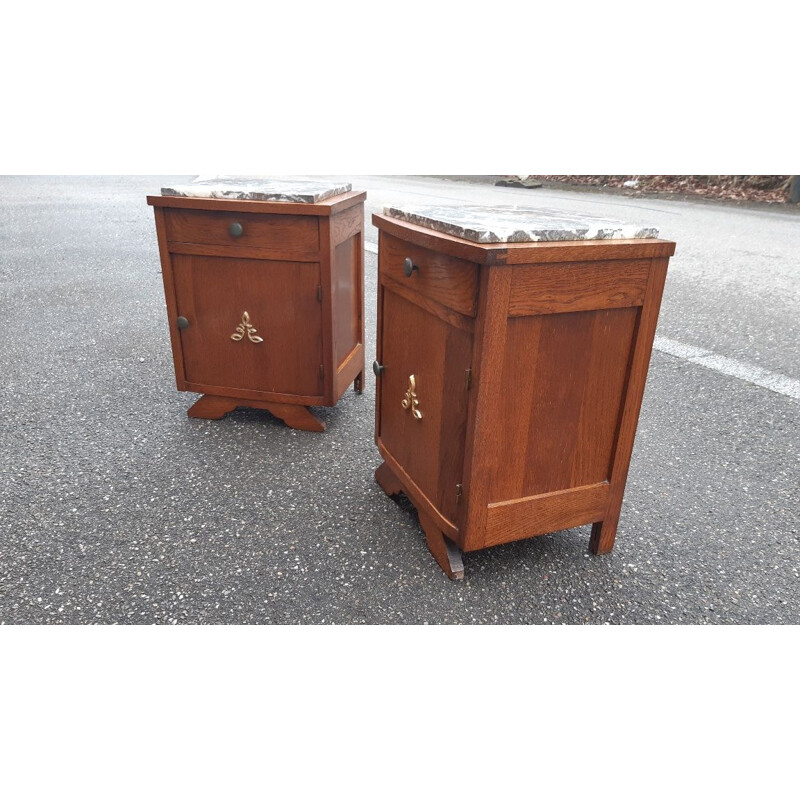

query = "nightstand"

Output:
[[147, 179, 365, 432]]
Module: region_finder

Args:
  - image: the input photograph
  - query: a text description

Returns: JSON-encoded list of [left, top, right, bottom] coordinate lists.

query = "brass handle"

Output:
[[177, 316, 190, 329], [230, 311, 263, 343], [401, 374, 423, 420], [403, 257, 419, 277], [228, 222, 244, 238], [373, 360, 385, 376]]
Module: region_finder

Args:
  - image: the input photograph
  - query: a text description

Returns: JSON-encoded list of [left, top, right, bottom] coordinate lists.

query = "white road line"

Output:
[[653, 336, 800, 401], [363, 241, 798, 402]]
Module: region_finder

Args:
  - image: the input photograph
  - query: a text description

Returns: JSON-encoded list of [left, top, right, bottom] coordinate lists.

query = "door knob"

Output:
[[403, 258, 419, 277], [228, 222, 244, 238], [177, 316, 190, 329]]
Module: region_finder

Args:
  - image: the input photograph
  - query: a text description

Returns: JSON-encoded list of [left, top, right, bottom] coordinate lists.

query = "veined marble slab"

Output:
[[162, 178, 352, 204], [384, 204, 659, 243]]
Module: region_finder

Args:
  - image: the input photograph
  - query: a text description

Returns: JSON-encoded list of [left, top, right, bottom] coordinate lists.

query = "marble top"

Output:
[[162, 178, 352, 204], [384, 204, 659, 243]]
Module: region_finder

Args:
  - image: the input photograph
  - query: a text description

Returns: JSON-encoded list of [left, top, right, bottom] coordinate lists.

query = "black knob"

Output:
[[229, 222, 244, 238], [177, 316, 190, 330], [403, 257, 419, 277], [372, 360, 385, 376]]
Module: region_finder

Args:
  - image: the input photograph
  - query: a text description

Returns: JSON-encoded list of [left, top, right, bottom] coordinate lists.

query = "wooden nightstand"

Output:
[[147, 179, 365, 432], [372, 204, 675, 578]]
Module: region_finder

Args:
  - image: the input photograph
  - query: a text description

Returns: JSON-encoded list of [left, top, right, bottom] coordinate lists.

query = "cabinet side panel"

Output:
[[152, 206, 187, 390], [332, 235, 361, 367], [491, 306, 638, 501]]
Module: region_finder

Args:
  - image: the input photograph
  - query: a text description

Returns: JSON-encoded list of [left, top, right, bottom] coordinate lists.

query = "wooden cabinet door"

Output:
[[377, 286, 472, 525], [172, 254, 323, 398]]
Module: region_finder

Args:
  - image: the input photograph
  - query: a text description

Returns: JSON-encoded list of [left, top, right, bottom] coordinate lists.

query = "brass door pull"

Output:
[[230, 311, 264, 343], [401, 374, 423, 420]]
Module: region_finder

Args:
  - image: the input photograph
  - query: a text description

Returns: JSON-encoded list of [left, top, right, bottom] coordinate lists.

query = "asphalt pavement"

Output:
[[1, 175, 798, 624]]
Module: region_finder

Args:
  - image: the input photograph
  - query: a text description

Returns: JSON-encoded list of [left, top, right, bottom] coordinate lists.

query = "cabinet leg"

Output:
[[589, 518, 619, 555], [375, 461, 404, 497], [418, 511, 464, 581], [353, 371, 364, 394], [187, 394, 239, 420], [257, 402, 326, 433]]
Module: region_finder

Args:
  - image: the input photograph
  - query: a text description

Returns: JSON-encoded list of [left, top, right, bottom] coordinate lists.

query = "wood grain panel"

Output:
[[153, 207, 187, 390], [333, 235, 361, 367], [377, 288, 472, 525], [334, 344, 364, 399], [330, 204, 363, 246], [490, 307, 638, 503], [380, 277, 474, 334], [508, 260, 649, 316], [499, 239, 676, 265], [571, 307, 639, 485], [172, 254, 323, 397], [167, 242, 319, 263], [484, 482, 609, 548], [381, 233, 478, 316], [165, 208, 318, 254], [459, 266, 514, 551], [524, 311, 595, 495]]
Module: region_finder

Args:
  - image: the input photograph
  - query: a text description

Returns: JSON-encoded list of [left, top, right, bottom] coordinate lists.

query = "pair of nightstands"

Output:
[[148, 180, 675, 579]]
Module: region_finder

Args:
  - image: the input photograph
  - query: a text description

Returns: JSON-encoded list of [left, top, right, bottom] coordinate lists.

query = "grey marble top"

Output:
[[162, 178, 352, 204], [384, 204, 659, 243]]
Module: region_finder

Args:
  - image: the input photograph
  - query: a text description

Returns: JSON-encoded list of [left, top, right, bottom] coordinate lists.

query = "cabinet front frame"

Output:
[[375, 231, 476, 541]]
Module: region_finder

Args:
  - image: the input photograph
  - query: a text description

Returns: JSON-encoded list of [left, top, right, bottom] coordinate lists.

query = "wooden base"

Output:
[[375, 461, 465, 580], [187, 394, 326, 432]]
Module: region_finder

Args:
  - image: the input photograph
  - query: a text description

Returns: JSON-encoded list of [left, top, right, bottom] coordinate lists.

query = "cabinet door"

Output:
[[172, 254, 323, 398], [377, 287, 472, 525]]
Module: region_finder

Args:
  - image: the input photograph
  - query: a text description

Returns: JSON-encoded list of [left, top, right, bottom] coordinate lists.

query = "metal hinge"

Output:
[[465, 368, 472, 391], [316, 285, 323, 302], [456, 484, 463, 503]]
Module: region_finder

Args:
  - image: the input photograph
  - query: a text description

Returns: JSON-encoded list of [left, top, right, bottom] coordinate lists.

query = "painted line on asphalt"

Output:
[[364, 241, 798, 401], [653, 336, 800, 401]]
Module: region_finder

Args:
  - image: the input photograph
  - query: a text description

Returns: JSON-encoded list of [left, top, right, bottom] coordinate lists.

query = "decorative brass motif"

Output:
[[401, 374, 423, 420], [230, 311, 264, 343]]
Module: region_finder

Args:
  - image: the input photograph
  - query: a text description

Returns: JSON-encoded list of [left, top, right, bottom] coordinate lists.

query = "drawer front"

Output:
[[165, 208, 319, 254], [380, 233, 478, 316]]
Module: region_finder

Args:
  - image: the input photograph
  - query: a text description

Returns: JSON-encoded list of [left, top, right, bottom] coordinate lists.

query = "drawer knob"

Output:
[[177, 316, 190, 330], [403, 257, 419, 278], [372, 360, 385, 377], [228, 222, 244, 238]]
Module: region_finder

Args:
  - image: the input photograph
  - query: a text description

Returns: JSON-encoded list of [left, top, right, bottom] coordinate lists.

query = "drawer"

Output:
[[380, 233, 478, 317], [164, 208, 319, 254]]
